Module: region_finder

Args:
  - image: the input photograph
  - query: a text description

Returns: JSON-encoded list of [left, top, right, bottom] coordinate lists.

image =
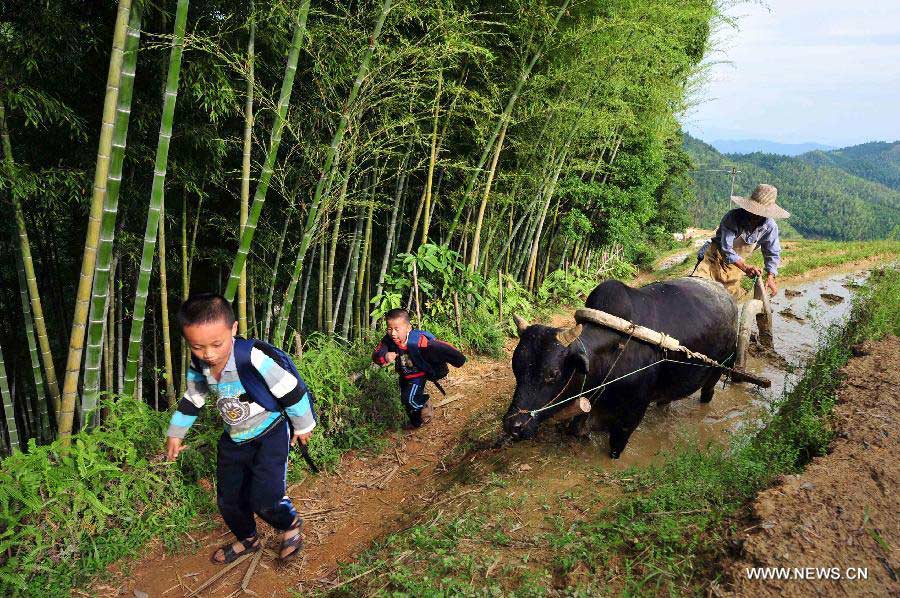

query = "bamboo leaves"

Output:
[[272, 0, 393, 348]]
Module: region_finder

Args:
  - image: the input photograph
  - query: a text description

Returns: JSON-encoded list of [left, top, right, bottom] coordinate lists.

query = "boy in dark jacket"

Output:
[[372, 308, 466, 427], [165, 293, 314, 564]]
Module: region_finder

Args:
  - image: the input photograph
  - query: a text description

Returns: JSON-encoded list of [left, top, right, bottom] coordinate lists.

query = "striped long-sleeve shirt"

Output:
[[167, 341, 315, 443]]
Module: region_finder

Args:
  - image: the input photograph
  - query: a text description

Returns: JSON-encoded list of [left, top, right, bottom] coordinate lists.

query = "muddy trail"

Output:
[[728, 335, 900, 597], [98, 269, 871, 597]]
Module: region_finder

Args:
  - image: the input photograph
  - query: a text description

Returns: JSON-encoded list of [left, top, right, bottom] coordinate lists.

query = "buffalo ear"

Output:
[[567, 346, 590, 375], [512, 314, 529, 336]]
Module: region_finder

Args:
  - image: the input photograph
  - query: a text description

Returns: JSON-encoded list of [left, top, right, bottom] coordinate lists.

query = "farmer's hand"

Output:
[[736, 259, 762, 278], [291, 432, 312, 446], [166, 436, 188, 462], [766, 274, 778, 296], [384, 351, 398, 364]]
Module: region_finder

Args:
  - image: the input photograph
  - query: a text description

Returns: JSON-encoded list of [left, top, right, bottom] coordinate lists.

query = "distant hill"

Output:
[[710, 138, 835, 156], [798, 141, 900, 192], [685, 134, 900, 241]]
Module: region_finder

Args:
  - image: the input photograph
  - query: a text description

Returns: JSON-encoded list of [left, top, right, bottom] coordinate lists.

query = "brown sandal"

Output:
[[211, 535, 260, 564], [278, 517, 304, 563]]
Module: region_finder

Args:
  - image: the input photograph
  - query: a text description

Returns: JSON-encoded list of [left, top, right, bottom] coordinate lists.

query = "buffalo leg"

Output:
[[700, 369, 723, 403], [608, 403, 649, 459], [567, 413, 591, 438]]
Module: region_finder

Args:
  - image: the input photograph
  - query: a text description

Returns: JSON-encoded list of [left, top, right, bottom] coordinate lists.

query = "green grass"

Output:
[[330, 266, 900, 596]]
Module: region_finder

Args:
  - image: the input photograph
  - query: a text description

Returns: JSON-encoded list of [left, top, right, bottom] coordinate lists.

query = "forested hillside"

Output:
[[799, 141, 900, 192], [686, 134, 900, 240]]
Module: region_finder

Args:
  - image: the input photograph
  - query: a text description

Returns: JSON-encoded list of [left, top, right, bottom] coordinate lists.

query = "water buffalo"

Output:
[[504, 277, 737, 458]]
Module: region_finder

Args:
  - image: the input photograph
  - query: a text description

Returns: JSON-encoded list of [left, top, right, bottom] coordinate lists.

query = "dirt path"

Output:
[[98, 352, 518, 597], [728, 335, 900, 597]]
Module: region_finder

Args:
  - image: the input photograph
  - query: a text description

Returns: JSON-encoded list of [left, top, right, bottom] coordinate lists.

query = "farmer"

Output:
[[165, 293, 315, 564], [694, 183, 789, 298], [372, 308, 466, 428]]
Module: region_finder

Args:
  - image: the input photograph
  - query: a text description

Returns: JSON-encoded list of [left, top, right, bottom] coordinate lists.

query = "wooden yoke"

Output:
[[574, 308, 771, 388]]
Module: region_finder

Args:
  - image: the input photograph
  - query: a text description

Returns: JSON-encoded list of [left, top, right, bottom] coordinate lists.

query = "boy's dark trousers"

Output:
[[216, 418, 298, 540], [399, 377, 430, 427]]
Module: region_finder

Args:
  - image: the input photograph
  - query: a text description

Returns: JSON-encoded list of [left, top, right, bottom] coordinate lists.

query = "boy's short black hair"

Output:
[[178, 292, 236, 328], [385, 308, 410, 323]]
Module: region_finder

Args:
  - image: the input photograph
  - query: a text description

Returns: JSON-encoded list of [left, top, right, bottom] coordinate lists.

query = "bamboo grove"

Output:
[[0, 0, 717, 451]]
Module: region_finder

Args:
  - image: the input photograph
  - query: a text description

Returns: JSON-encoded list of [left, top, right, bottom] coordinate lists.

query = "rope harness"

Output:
[[514, 314, 736, 420]]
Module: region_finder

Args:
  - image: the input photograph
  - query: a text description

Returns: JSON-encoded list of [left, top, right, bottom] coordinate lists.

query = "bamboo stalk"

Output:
[[468, 119, 508, 270], [326, 156, 355, 334], [158, 193, 176, 403], [16, 248, 50, 440], [411, 262, 421, 324], [238, 1, 256, 335], [298, 242, 317, 332], [263, 211, 292, 341], [498, 270, 504, 324], [354, 180, 376, 337], [372, 148, 410, 326], [225, 0, 311, 302], [121, 0, 188, 401], [420, 71, 443, 244], [340, 210, 364, 339], [0, 344, 20, 453], [72, 2, 143, 429], [59, 0, 136, 436], [1, 101, 63, 420]]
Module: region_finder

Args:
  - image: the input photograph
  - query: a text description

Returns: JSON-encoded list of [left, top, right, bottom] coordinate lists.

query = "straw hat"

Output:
[[731, 184, 790, 219]]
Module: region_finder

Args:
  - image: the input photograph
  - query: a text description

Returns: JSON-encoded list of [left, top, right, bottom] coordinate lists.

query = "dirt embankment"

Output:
[[728, 335, 900, 597]]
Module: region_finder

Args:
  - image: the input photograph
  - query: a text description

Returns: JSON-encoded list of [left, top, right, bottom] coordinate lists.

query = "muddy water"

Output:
[[479, 270, 868, 482]]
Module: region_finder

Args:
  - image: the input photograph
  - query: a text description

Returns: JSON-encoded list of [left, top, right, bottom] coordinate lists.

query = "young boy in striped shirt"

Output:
[[165, 293, 314, 564]]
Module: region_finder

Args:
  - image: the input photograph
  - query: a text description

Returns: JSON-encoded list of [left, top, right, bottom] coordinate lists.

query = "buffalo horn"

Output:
[[513, 314, 529, 335], [556, 323, 583, 347]]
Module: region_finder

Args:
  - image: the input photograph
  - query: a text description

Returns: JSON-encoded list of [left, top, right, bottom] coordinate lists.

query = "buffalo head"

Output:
[[503, 315, 591, 439]]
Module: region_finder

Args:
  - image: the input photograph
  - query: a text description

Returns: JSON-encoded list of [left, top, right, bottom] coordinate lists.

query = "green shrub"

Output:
[[0, 399, 209, 595]]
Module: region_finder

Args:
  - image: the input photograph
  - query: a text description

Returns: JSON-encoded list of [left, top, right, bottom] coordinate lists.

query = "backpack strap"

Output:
[[232, 337, 281, 413]]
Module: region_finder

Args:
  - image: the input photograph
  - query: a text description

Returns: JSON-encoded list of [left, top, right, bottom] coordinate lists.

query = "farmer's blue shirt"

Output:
[[698, 209, 782, 275], [167, 341, 315, 443]]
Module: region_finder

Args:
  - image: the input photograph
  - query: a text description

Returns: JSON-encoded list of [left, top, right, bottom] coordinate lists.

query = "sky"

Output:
[[681, 1, 900, 147]]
